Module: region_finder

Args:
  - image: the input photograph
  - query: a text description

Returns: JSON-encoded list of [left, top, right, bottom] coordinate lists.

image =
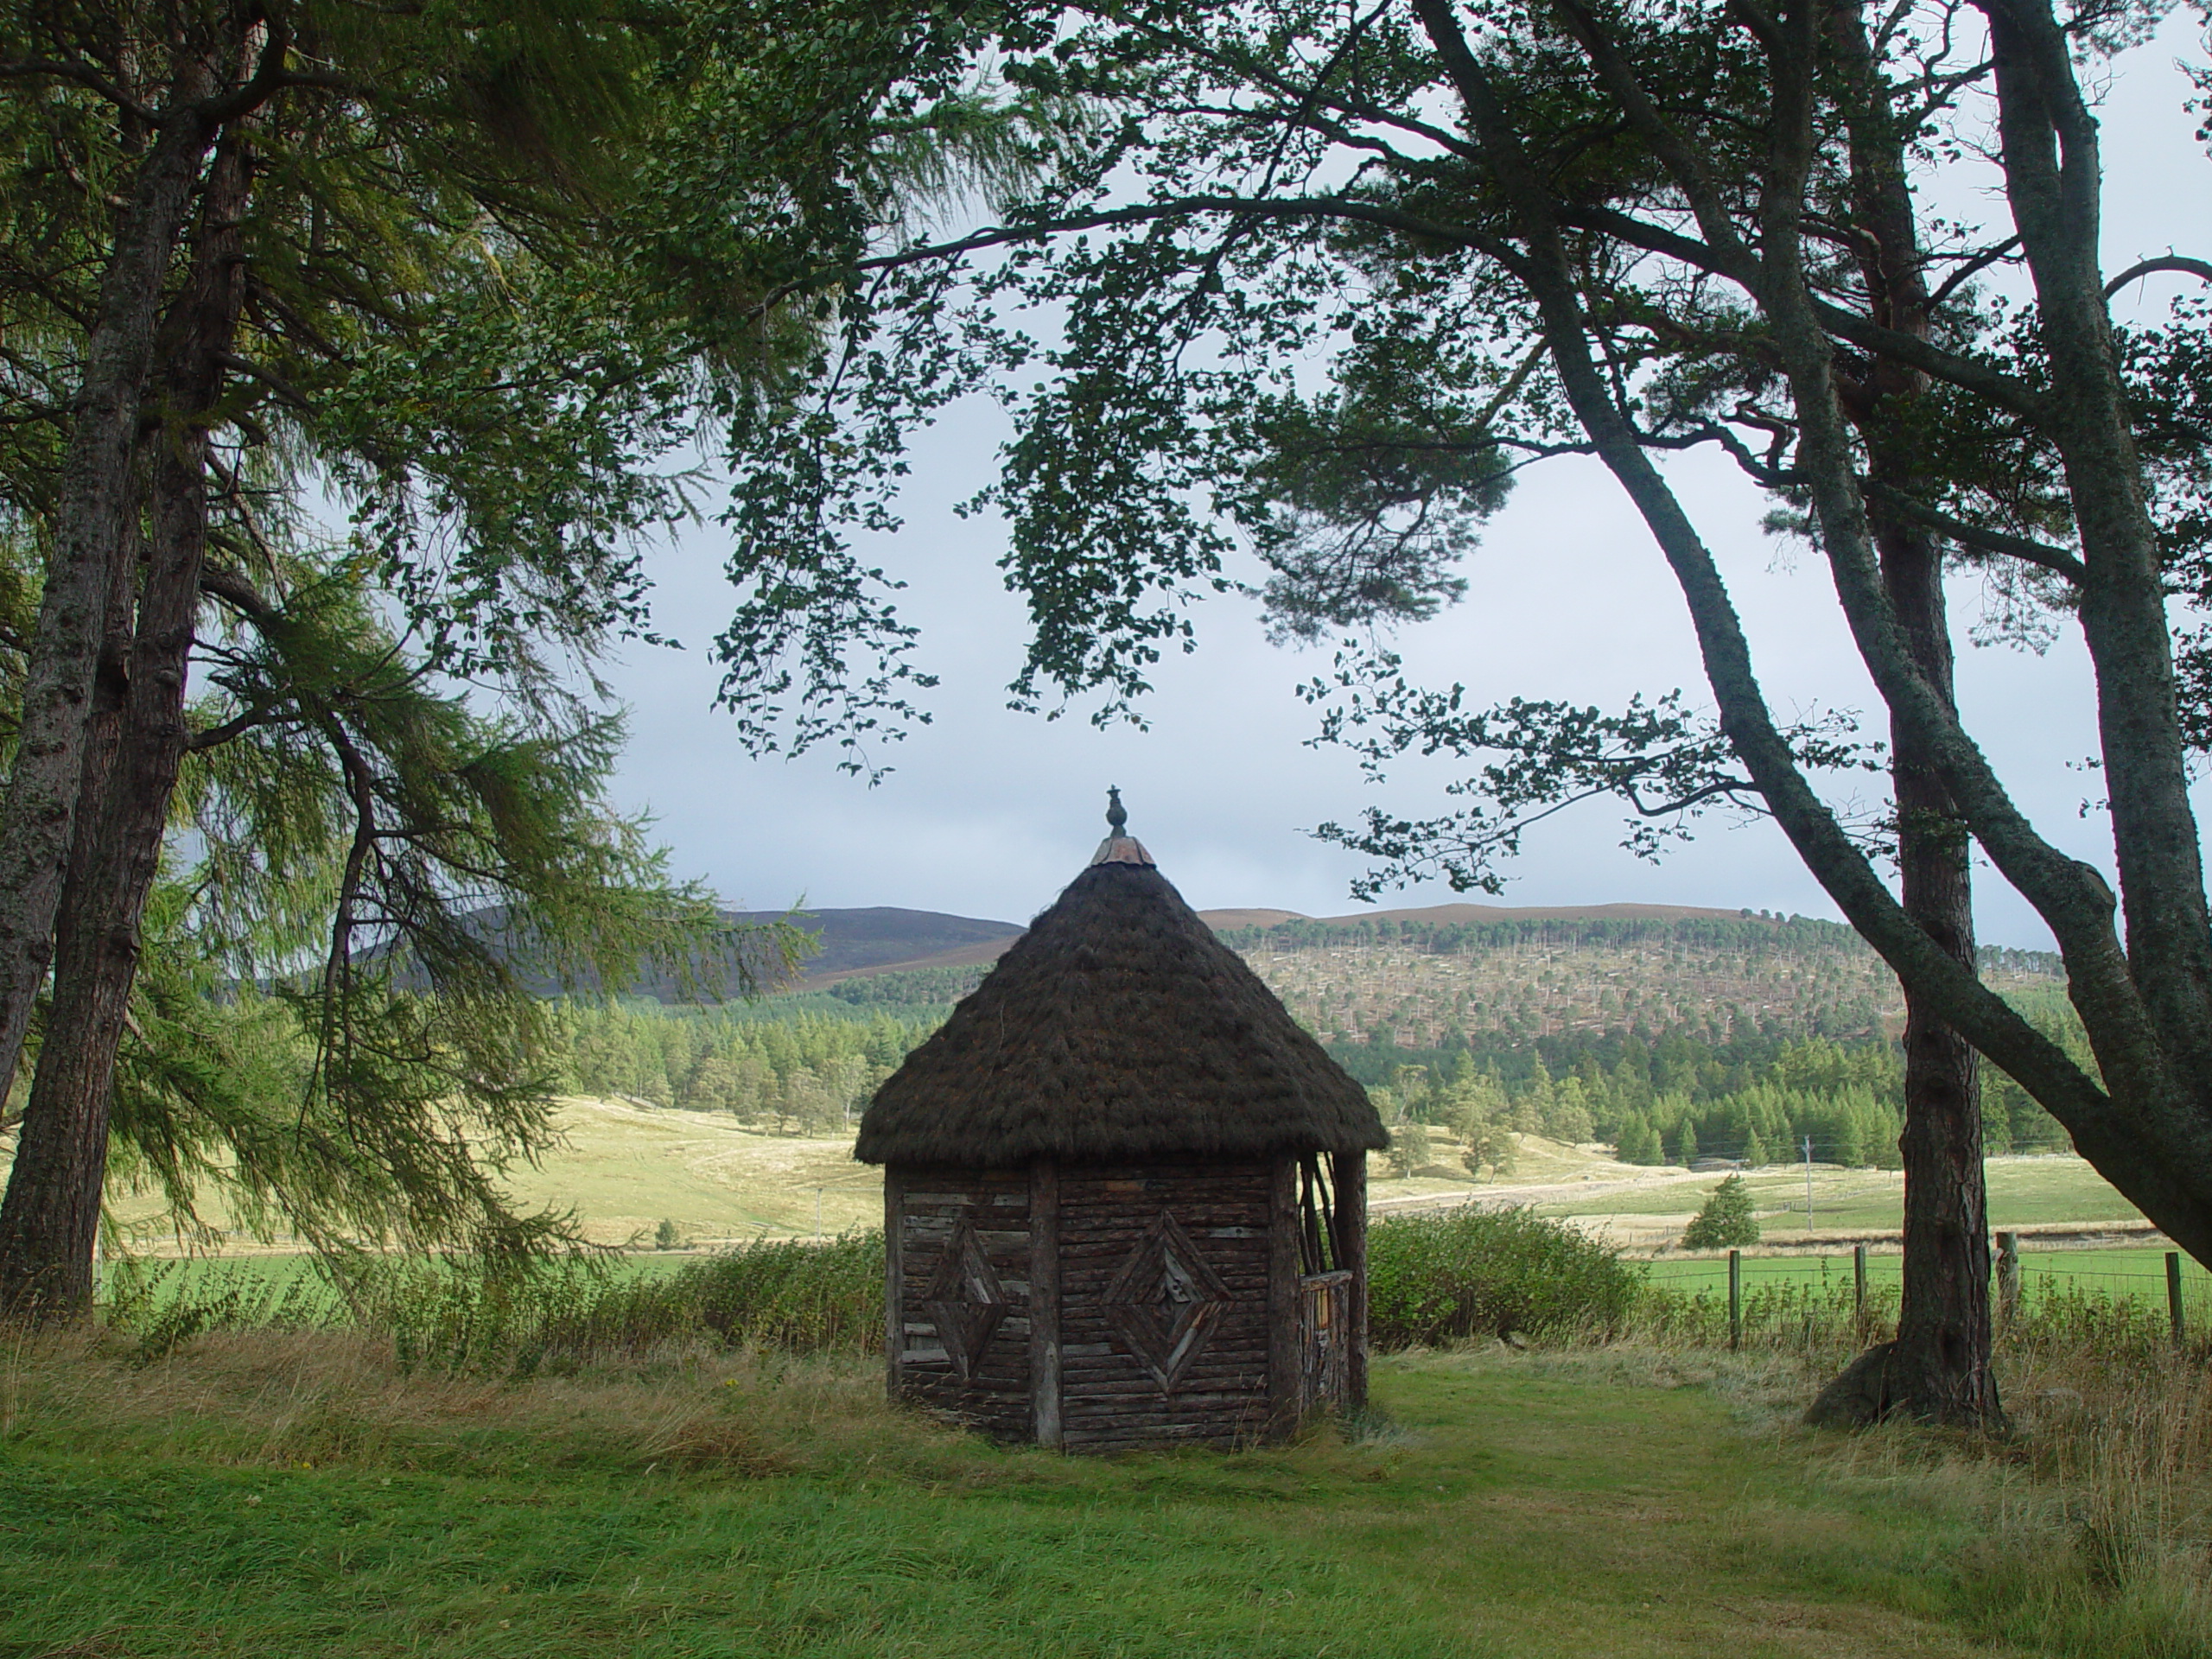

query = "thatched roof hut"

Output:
[[858, 794, 1384, 1452]]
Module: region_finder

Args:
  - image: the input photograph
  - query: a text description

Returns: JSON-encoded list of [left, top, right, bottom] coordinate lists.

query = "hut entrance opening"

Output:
[[1298, 1152, 1358, 1421]]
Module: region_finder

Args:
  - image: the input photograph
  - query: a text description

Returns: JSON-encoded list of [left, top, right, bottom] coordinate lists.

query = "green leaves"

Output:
[[1297, 643, 1881, 897]]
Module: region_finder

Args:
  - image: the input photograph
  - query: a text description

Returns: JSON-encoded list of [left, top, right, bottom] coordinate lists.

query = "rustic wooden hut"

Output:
[[855, 793, 1386, 1452]]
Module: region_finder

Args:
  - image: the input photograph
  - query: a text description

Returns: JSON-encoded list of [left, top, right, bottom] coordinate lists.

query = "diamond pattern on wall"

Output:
[[923, 1218, 1010, 1381], [1103, 1210, 1233, 1393]]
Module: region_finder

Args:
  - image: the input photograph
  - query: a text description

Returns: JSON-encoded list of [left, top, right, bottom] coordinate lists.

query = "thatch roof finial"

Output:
[[856, 811, 1386, 1166], [1090, 786, 1154, 867]]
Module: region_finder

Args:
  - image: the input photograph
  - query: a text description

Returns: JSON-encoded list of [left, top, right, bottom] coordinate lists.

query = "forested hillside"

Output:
[[543, 912, 2082, 1171]]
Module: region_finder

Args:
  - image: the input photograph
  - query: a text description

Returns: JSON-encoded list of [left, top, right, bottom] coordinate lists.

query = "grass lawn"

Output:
[[0, 1336, 2060, 1658]]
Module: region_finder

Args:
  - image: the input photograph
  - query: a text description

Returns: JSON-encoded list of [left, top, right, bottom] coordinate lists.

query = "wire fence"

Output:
[[1633, 1243, 2212, 1359]]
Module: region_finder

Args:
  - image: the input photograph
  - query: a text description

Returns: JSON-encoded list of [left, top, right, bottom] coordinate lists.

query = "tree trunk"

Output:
[[0, 135, 250, 1319], [0, 484, 141, 1318], [0, 84, 217, 1127], [1855, 522, 2000, 1427], [1811, 0, 2000, 1428]]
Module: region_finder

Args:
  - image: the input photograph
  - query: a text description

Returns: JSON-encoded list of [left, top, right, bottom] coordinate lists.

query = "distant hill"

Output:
[[413, 904, 1024, 1001], [805, 902, 2066, 1083], [1247, 901, 1758, 926], [790, 899, 1781, 988], [746, 907, 1023, 987], [448, 896, 2065, 1026]]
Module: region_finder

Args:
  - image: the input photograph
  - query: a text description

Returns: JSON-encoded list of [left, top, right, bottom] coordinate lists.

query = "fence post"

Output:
[[1853, 1244, 1868, 1344], [1995, 1232, 2019, 1330], [2168, 1251, 2186, 1351], [1728, 1249, 1742, 1352]]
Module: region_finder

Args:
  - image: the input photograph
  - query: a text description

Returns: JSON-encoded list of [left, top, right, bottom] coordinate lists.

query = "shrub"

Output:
[[654, 1218, 682, 1250], [258, 1233, 890, 1375], [1681, 1175, 1761, 1249], [486, 1232, 884, 1365], [1366, 1205, 1642, 1347]]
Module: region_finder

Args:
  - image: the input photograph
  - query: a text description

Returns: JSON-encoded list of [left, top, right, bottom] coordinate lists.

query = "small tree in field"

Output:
[[1682, 1178, 1761, 1251], [1386, 1122, 1432, 1179], [1463, 1124, 1518, 1182]]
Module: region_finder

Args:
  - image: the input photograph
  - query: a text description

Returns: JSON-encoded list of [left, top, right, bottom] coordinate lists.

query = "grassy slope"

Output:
[[491, 1099, 880, 1246], [85, 1098, 886, 1251], [0, 1338, 2019, 1659], [499, 1112, 2150, 1249], [1516, 1156, 2145, 1240], [83, 1091, 2147, 1255]]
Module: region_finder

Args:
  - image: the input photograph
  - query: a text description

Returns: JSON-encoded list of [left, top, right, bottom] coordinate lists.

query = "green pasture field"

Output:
[[1643, 1246, 2212, 1312], [0, 1340, 2059, 1659], [1536, 1155, 2145, 1234]]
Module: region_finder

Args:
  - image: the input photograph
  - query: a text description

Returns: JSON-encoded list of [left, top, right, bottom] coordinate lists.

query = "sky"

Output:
[[596, 19, 2209, 948]]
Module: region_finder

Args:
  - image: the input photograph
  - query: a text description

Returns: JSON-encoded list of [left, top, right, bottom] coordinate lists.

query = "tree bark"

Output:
[[1869, 522, 2000, 1425], [0, 135, 251, 1319], [0, 78, 218, 1122], [1820, 0, 1999, 1428]]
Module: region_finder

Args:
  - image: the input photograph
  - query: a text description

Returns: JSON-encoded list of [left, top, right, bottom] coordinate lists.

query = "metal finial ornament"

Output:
[[1090, 785, 1154, 868]]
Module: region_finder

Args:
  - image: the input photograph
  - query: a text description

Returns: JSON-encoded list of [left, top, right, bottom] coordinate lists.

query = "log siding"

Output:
[[888, 1166, 1033, 1440], [885, 1155, 1359, 1451], [1058, 1160, 1274, 1452]]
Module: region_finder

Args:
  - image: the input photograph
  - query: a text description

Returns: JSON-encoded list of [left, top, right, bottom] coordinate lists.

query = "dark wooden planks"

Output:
[[1029, 1158, 1062, 1448], [1332, 1149, 1370, 1412], [1267, 1154, 1301, 1430], [1058, 1160, 1275, 1451], [889, 1165, 1033, 1440]]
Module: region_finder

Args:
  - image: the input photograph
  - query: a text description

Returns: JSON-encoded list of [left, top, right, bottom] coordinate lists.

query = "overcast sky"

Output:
[[598, 21, 2209, 948]]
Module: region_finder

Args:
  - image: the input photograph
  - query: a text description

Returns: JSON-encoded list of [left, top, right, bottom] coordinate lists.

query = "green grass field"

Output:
[[1533, 1154, 2146, 1241], [88, 1097, 885, 1252], [1643, 1246, 2212, 1311], [78, 1091, 2147, 1259], [0, 1335, 2118, 1659]]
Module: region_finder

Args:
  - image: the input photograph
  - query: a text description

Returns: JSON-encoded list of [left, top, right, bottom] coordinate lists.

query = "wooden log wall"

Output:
[[1332, 1149, 1370, 1412], [1058, 1160, 1274, 1453], [886, 1166, 1033, 1441]]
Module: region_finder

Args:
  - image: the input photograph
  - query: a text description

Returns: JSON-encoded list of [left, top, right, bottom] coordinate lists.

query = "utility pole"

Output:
[[1803, 1135, 1815, 1230]]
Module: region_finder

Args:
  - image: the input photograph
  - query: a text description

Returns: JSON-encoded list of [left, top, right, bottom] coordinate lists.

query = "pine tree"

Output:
[[1614, 1113, 1662, 1166], [1676, 1120, 1700, 1167], [1683, 1176, 1762, 1249]]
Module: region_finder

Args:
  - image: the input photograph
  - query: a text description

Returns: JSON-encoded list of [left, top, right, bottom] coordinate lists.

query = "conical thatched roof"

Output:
[[855, 822, 1385, 1167]]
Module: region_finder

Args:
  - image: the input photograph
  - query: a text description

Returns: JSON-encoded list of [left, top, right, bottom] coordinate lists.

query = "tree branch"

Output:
[[2102, 256, 2212, 298], [1861, 480, 2086, 582]]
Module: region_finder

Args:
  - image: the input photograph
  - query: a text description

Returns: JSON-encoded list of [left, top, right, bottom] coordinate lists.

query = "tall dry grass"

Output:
[[0, 1319, 977, 1484], [1593, 1275, 2212, 1659], [97, 1230, 883, 1376]]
